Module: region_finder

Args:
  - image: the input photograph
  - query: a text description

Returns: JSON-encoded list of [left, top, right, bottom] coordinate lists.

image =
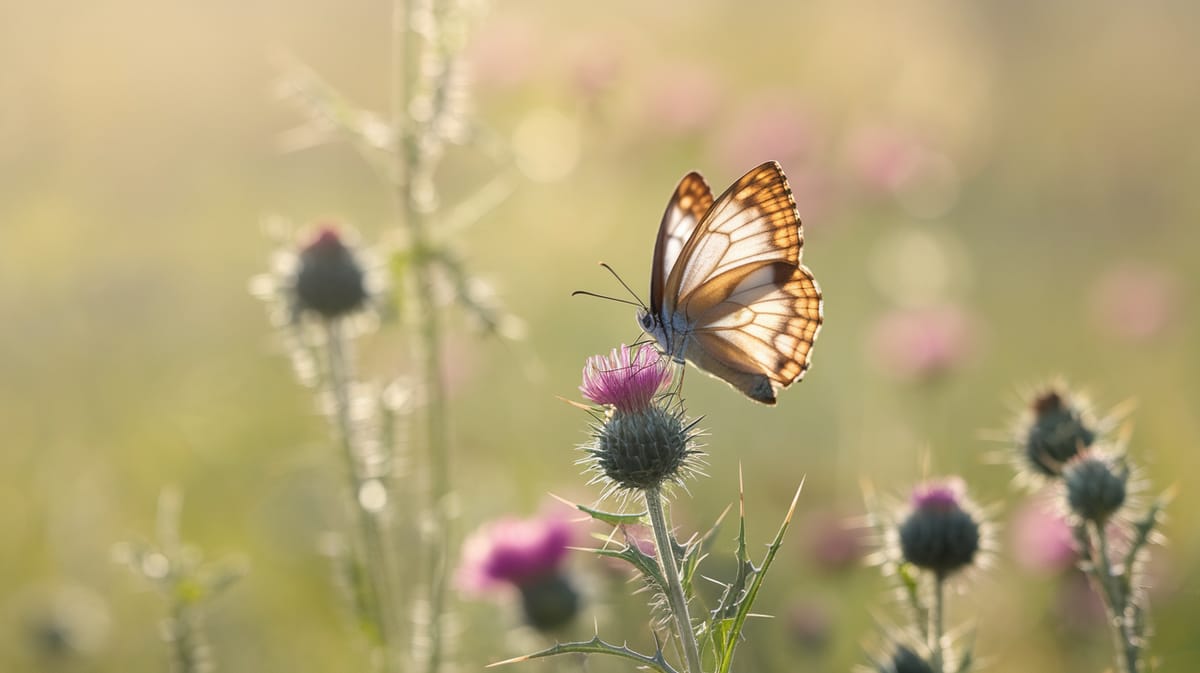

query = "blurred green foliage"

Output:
[[1, 1, 1197, 671]]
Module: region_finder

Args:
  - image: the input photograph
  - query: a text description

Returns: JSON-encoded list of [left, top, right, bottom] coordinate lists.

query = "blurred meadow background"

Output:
[[2, 0, 1198, 671]]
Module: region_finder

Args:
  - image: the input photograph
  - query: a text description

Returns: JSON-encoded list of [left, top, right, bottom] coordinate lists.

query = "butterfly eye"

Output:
[[638, 311, 654, 331]]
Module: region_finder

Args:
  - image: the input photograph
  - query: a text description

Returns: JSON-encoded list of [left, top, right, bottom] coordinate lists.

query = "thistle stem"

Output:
[[1091, 522, 1141, 673], [929, 573, 946, 673], [325, 319, 403, 672], [644, 487, 703, 673], [394, 1, 453, 670]]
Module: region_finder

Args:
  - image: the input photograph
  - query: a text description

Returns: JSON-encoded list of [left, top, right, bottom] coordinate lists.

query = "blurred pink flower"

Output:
[[1010, 499, 1077, 575], [868, 305, 979, 383], [570, 40, 622, 101], [642, 63, 721, 134], [801, 511, 866, 572], [713, 96, 816, 172], [845, 125, 927, 194], [456, 514, 573, 594], [466, 16, 538, 90], [1089, 263, 1180, 343]]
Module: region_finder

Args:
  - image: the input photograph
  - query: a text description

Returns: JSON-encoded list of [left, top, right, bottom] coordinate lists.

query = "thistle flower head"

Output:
[[457, 515, 572, 592], [879, 644, 934, 673], [896, 478, 982, 578], [456, 514, 581, 632], [580, 344, 673, 414], [250, 219, 388, 385], [293, 226, 369, 320], [1062, 450, 1129, 524], [578, 345, 700, 494], [1018, 385, 1099, 478]]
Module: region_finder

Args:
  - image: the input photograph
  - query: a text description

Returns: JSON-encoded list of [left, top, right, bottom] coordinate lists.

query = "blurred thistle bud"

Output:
[[456, 513, 581, 632], [879, 644, 934, 673], [516, 573, 581, 632], [579, 345, 699, 492], [1063, 452, 1128, 524], [1021, 388, 1097, 477], [897, 479, 981, 577], [293, 226, 369, 319]]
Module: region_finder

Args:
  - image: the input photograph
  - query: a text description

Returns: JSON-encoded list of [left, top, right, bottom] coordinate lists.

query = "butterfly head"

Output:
[[637, 309, 657, 334]]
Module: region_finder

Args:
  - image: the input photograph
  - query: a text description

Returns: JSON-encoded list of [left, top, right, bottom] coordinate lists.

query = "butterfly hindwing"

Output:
[[687, 262, 822, 399]]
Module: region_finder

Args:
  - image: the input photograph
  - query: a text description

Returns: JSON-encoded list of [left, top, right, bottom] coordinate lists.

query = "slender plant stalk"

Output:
[[929, 574, 946, 673], [168, 601, 210, 673], [393, 1, 454, 671], [325, 319, 404, 672], [644, 487, 703, 673], [1091, 522, 1141, 673]]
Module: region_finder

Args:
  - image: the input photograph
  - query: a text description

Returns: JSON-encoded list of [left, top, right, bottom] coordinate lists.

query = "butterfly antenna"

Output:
[[570, 290, 642, 307], [599, 262, 647, 310]]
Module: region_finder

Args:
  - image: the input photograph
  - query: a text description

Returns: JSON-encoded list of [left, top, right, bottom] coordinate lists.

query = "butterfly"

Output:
[[637, 161, 823, 404]]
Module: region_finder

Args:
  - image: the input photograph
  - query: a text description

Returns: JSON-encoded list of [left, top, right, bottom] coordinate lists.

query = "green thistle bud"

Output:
[[593, 406, 692, 491], [1063, 452, 1128, 523]]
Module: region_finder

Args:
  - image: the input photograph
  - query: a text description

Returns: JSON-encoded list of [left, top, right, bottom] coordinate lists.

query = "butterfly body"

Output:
[[641, 161, 823, 405]]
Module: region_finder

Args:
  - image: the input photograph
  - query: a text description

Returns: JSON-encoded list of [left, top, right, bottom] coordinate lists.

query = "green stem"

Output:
[[644, 487, 703, 673], [325, 320, 403, 672], [1092, 522, 1141, 673], [929, 573, 945, 673], [394, 1, 453, 671]]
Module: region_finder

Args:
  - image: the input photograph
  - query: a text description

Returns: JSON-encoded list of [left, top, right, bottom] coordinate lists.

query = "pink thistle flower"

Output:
[[580, 344, 673, 414], [910, 478, 967, 512], [456, 514, 573, 595], [898, 477, 983, 577]]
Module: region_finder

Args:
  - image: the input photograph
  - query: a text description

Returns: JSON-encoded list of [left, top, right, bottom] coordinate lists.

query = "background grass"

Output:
[[2, 1, 1198, 671]]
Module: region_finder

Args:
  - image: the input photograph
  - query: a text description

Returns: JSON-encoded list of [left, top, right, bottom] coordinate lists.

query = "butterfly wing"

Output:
[[650, 172, 714, 315], [686, 262, 822, 404], [662, 161, 802, 313], [666, 161, 823, 404]]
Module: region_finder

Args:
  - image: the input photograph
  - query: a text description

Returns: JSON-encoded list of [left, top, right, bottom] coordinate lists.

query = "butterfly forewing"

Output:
[[664, 161, 803, 313], [650, 172, 714, 314]]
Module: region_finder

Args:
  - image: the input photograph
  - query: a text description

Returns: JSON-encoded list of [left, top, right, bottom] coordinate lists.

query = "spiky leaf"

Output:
[[488, 635, 678, 673]]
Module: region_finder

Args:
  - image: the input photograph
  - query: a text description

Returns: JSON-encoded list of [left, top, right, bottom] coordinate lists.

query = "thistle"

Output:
[[457, 514, 582, 633], [867, 477, 990, 673], [579, 344, 700, 494], [1006, 382, 1168, 673], [492, 344, 803, 673]]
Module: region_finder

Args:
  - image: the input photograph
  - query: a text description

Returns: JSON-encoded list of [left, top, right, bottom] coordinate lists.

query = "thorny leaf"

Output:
[[488, 634, 679, 673], [705, 481, 803, 673]]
